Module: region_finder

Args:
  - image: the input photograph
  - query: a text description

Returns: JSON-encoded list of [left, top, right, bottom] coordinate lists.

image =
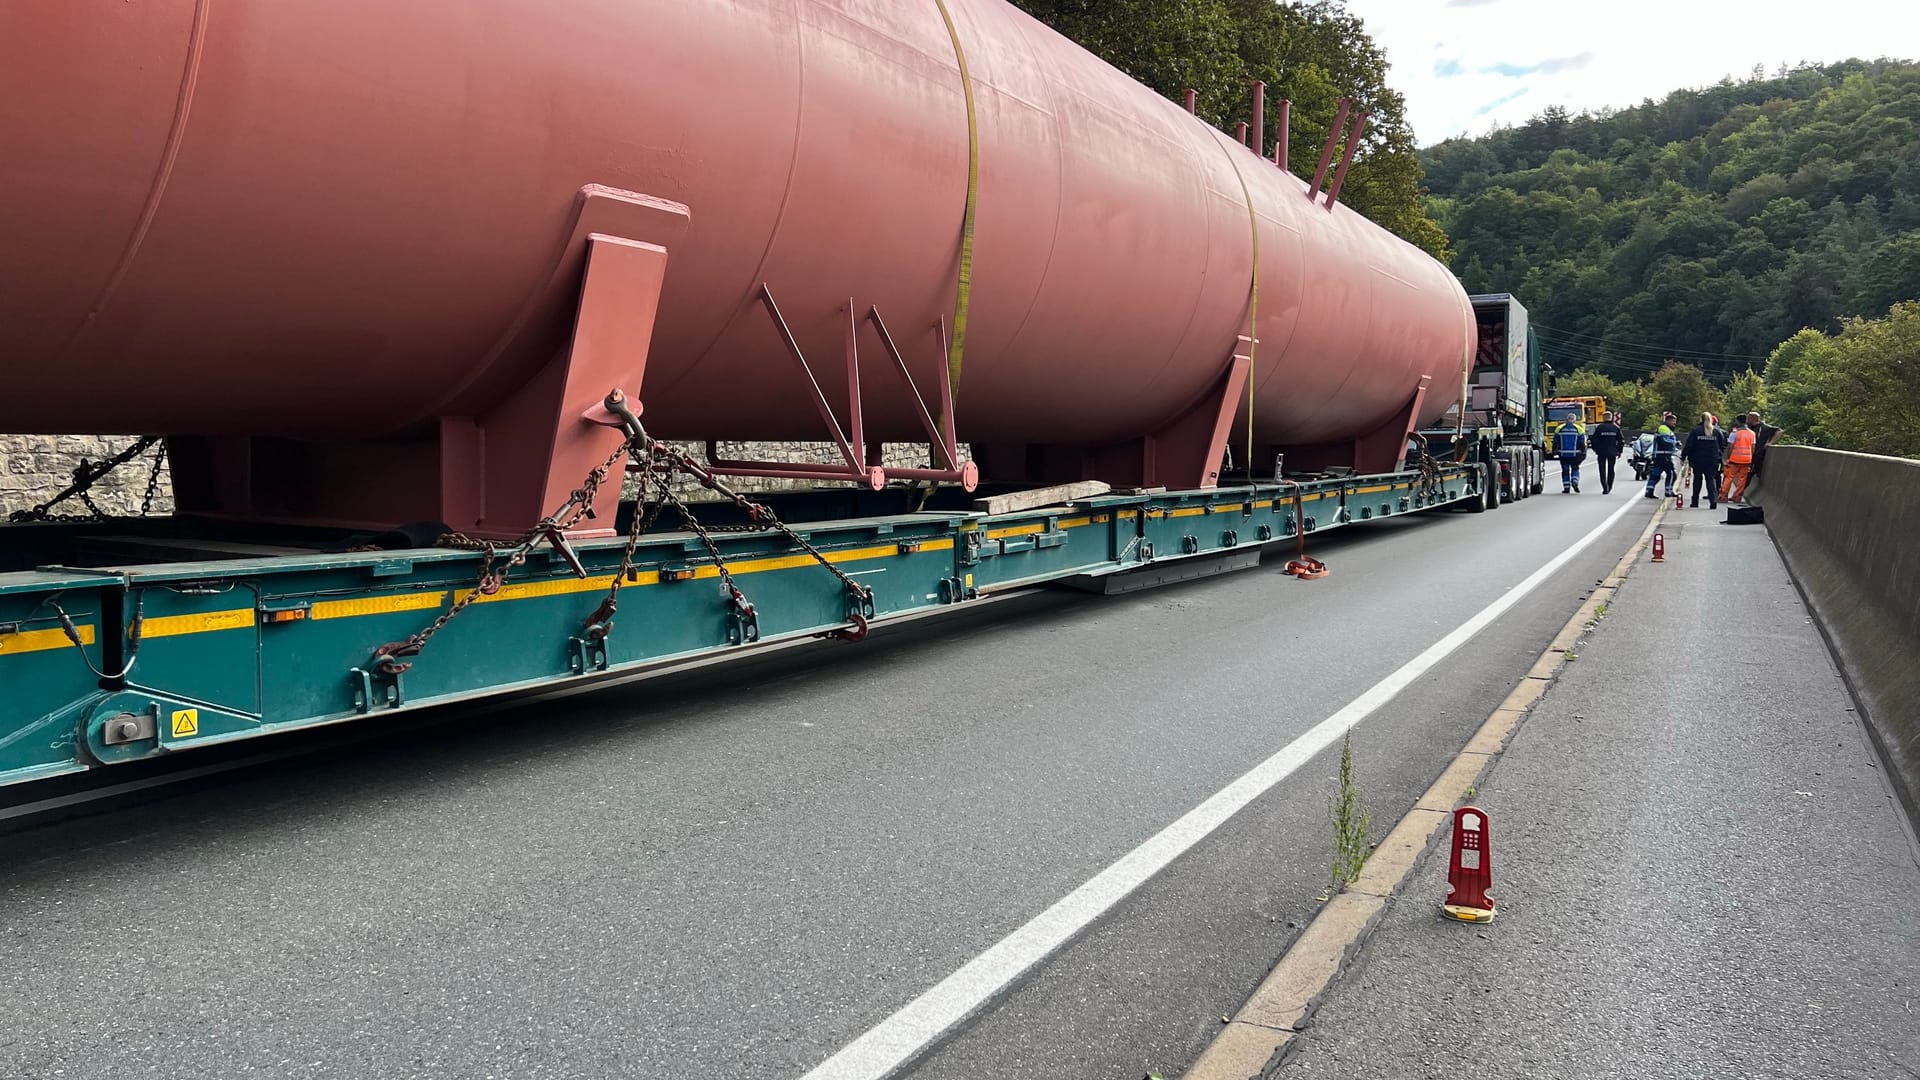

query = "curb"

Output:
[[1180, 502, 1668, 1080]]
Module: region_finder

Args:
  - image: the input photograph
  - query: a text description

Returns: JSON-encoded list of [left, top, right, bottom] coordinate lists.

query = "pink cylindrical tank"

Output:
[[0, 0, 1471, 531]]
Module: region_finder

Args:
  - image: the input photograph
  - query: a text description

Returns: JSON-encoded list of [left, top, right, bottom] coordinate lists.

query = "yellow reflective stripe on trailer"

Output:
[[731, 539, 953, 575], [984, 514, 1107, 539], [142, 608, 254, 638], [0, 622, 95, 656], [135, 537, 960, 637], [310, 592, 450, 620], [473, 577, 614, 604]]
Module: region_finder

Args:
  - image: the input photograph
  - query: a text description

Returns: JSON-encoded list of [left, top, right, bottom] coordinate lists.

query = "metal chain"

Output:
[[580, 449, 676, 640], [375, 406, 879, 673], [1408, 435, 1444, 499], [646, 460, 756, 634], [139, 440, 169, 516], [397, 543, 518, 655], [9, 436, 165, 523], [372, 435, 639, 672], [645, 440, 874, 604], [582, 434, 875, 644]]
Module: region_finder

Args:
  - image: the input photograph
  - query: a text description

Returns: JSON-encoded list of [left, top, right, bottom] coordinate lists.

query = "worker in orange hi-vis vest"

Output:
[[1721, 415, 1758, 503]]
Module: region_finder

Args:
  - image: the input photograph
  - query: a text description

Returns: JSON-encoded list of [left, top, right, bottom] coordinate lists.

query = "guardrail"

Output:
[[1758, 446, 1920, 822]]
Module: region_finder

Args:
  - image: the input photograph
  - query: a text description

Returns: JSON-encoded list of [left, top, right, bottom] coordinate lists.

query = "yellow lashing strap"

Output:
[[1224, 142, 1259, 477], [933, 0, 980, 429]]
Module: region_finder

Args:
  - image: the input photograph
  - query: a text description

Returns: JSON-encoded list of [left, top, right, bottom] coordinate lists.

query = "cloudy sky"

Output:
[[1341, 0, 1920, 144]]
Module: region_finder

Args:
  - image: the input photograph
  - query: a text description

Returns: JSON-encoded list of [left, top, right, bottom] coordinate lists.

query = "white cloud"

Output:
[[1340, 0, 1920, 143]]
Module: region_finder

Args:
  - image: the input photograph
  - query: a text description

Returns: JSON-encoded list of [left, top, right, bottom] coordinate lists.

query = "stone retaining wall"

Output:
[[1, 435, 174, 518], [0, 436, 965, 518]]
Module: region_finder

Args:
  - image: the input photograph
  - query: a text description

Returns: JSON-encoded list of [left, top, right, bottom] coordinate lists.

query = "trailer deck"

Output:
[[0, 465, 1479, 788]]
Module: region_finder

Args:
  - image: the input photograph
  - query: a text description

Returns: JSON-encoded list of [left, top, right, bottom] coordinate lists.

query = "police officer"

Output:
[[1589, 411, 1624, 494], [1682, 411, 1726, 509], [1556, 415, 1588, 493], [1643, 414, 1680, 500]]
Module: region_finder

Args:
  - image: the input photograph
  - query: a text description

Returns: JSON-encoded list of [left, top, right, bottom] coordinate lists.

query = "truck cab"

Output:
[[1545, 396, 1608, 450], [1421, 293, 1546, 509]]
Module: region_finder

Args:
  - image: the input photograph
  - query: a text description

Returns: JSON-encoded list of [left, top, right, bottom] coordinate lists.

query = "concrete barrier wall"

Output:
[[1758, 447, 1920, 820]]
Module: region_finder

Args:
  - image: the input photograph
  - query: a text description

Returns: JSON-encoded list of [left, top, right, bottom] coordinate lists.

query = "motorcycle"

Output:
[[1629, 436, 1654, 481]]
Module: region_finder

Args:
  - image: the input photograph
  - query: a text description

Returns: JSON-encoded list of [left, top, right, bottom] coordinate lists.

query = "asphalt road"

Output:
[[1277, 510, 1920, 1080], [0, 488, 1655, 1080]]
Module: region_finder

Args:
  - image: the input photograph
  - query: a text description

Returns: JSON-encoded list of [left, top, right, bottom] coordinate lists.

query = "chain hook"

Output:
[[726, 586, 760, 645], [369, 639, 422, 676]]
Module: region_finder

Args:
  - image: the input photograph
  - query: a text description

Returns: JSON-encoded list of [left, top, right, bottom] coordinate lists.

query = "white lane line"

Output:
[[800, 495, 1644, 1080]]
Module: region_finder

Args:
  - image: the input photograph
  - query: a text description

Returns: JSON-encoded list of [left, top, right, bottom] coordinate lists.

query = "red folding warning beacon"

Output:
[[1442, 805, 1496, 923], [1651, 532, 1666, 562]]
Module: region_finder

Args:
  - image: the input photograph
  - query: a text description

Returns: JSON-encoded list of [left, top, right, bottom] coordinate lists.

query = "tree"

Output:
[[1721, 369, 1768, 422], [1553, 370, 1617, 399], [1759, 306, 1920, 456], [1547, 369, 1659, 430], [1816, 302, 1920, 456], [1608, 381, 1663, 432], [1420, 59, 1920, 382], [1850, 233, 1920, 317], [1763, 328, 1841, 442], [1649, 361, 1723, 426], [1011, 0, 1453, 259]]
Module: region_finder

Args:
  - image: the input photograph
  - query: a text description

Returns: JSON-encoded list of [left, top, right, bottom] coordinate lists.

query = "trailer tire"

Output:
[[1529, 453, 1544, 495], [1466, 461, 1488, 512], [1485, 461, 1501, 510]]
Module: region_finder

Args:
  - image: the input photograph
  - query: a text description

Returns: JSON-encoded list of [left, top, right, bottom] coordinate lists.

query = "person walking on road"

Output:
[[1590, 411, 1624, 493], [1555, 415, 1588, 493], [1721, 414, 1759, 503], [1643, 415, 1680, 500], [1683, 412, 1726, 509]]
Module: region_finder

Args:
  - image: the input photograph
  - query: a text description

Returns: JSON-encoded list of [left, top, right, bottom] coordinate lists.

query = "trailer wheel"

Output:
[[1485, 461, 1501, 510], [1466, 461, 1489, 512], [1529, 453, 1544, 495]]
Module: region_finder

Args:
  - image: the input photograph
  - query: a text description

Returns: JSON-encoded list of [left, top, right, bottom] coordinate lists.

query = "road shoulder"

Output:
[[1203, 508, 1920, 1080], [1181, 504, 1666, 1079]]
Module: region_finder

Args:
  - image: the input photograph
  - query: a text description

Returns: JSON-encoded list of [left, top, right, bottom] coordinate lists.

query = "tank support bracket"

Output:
[[1141, 352, 1252, 490], [1353, 375, 1433, 475], [702, 288, 978, 491]]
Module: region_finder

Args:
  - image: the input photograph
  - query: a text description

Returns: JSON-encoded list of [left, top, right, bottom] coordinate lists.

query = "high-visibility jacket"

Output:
[[1728, 427, 1757, 464]]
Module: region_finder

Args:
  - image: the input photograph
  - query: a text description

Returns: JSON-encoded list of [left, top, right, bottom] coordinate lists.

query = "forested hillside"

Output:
[[1424, 61, 1920, 384], [1015, 7, 1915, 455]]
